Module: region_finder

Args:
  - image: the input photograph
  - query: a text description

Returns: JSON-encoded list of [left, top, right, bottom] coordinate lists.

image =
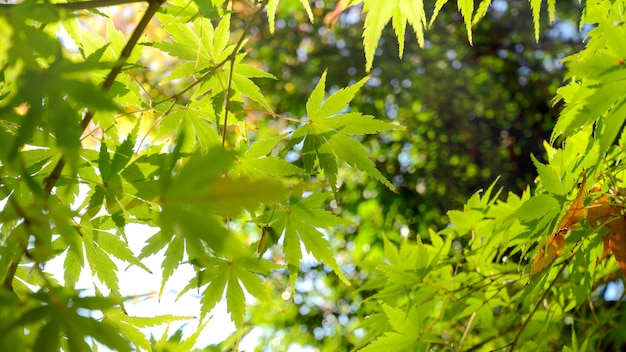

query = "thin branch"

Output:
[[458, 311, 477, 351], [221, 55, 236, 147], [1, 197, 30, 291], [465, 323, 521, 352], [0, 0, 147, 11], [244, 108, 306, 123], [587, 294, 600, 325], [101, 0, 165, 94], [43, 0, 165, 198], [508, 254, 574, 351], [135, 98, 178, 153], [220, 2, 267, 147]]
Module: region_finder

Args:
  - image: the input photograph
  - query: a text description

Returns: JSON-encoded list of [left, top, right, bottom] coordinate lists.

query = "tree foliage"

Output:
[[1, 0, 626, 351]]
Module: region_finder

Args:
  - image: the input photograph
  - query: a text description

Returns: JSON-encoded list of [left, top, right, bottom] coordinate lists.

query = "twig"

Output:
[[135, 99, 178, 153], [141, 1, 268, 149], [0, 0, 147, 11], [458, 311, 477, 351], [221, 54, 236, 147], [508, 254, 575, 351], [465, 320, 524, 352], [151, 1, 268, 109], [244, 108, 306, 123], [1, 196, 30, 291], [219, 1, 267, 147]]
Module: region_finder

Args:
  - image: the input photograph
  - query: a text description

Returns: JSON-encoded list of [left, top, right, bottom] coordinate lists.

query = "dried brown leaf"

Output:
[[588, 192, 626, 277], [607, 230, 626, 277], [530, 173, 587, 277], [530, 230, 566, 277]]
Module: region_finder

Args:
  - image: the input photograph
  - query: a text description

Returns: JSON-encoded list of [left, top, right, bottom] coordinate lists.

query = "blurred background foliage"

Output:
[[246, 0, 584, 232], [224, 0, 587, 350]]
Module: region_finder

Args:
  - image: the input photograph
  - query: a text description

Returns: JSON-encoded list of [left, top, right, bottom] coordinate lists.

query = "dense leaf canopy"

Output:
[[2, 0, 626, 351]]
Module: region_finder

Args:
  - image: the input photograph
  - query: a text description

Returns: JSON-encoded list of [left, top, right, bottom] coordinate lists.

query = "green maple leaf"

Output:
[[266, 0, 314, 34], [291, 71, 402, 191], [233, 134, 303, 178], [104, 308, 194, 351], [154, 106, 221, 152], [157, 147, 285, 283], [170, 256, 279, 326], [363, 0, 427, 72], [272, 192, 352, 290], [151, 13, 230, 66], [231, 63, 275, 113], [81, 225, 121, 294]]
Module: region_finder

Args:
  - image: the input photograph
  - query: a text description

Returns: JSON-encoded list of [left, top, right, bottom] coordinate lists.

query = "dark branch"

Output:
[[1, 194, 31, 291], [0, 0, 147, 11]]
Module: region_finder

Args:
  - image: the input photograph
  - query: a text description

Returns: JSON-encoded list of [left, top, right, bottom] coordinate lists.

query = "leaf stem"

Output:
[[136, 99, 178, 154]]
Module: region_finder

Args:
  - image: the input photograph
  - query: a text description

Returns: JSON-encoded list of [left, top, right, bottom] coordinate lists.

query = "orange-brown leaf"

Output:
[[588, 192, 626, 277], [597, 235, 612, 267], [607, 230, 626, 277], [557, 172, 587, 229], [587, 194, 621, 229], [531, 230, 566, 277], [324, 0, 349, 26]]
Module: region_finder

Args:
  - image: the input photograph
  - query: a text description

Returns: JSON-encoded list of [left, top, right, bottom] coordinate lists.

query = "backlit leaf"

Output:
[[532, 154, 566, 196], [529, 0, 541, 41], [83, 226, 120, 294], [362, 0, 397, 72], [200, 268, 228, 319], [266, 0, 279, 33], [295, 74, 400, 190], [232, 73, 274, 113], [557, 171, 587, 230], [514, 194, 560, 221], [588, 192, 626, 277], [331, 133, 395, 191], [298, 0, 314, 22], [457, 0, 474, 45], [226, 269, 245, 327], [34, 319, 59, 352], [159, 234, 184, 296], [310, 76, 369, 120], [397, 0, 427, 52], [273, 193, 351, 287]]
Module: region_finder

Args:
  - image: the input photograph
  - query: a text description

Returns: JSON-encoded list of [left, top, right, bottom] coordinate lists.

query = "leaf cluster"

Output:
[[4, 0, 626, 351], [0, 0, 400, 350]]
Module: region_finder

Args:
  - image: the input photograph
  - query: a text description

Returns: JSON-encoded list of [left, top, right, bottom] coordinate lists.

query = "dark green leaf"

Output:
[[33, 319, 59, 352]]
